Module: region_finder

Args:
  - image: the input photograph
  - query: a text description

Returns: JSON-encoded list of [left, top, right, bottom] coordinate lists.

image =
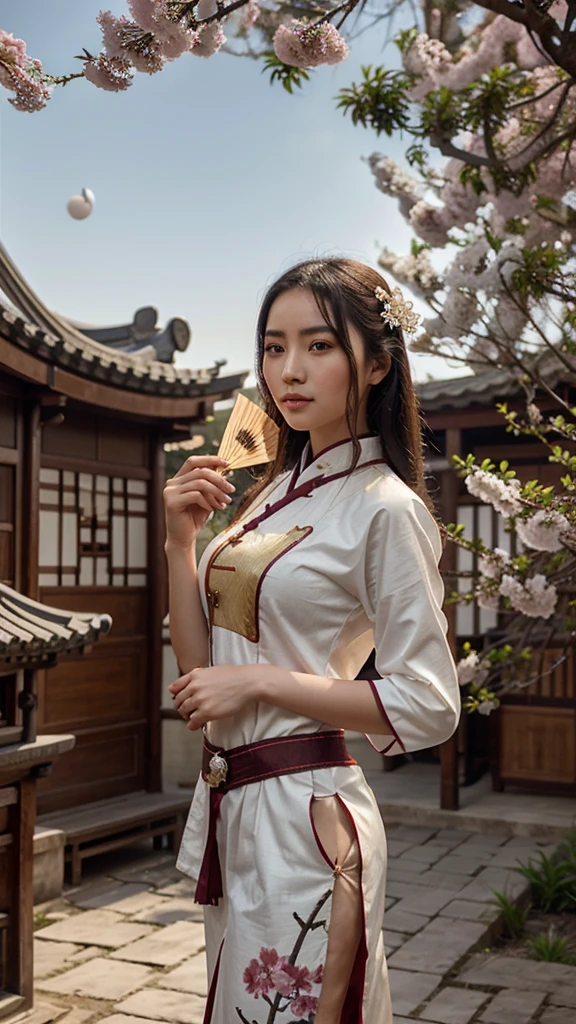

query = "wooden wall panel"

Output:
[[42, 412, 148, 469], [42, 411, 97, 461], [39, 641, 145, 730], [98, 418, 148, 467], [40, 587, 147, 635], [0, 395, 16, 448], [37, 587, 149, 812], [499, 705, 576, 785], [37, 724, 146, 813]]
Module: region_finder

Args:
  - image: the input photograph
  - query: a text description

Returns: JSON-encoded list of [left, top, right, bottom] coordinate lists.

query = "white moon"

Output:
[[67, 189, 94, 220]]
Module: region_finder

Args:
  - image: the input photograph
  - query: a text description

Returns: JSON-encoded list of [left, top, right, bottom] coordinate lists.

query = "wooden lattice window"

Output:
[[0, 465, 14, 587], [39, 469, 148, 587], [455, 502, 521, 639]]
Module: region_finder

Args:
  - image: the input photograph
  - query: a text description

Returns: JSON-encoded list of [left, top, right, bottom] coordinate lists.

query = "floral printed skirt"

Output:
[[185, 764, 392, 1024]]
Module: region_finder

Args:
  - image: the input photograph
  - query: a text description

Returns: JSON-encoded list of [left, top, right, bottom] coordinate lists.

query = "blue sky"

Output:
[[0, 1, 458, 383]]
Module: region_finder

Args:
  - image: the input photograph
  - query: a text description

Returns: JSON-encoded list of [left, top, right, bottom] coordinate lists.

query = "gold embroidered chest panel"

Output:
[[206, 525, 313, 643]]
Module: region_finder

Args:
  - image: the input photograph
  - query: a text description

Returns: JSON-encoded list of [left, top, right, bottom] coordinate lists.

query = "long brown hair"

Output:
[[232, 257, 430, 521]]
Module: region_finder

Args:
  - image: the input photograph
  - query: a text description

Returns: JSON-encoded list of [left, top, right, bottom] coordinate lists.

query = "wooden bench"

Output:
[[38, 791, 191, 886]]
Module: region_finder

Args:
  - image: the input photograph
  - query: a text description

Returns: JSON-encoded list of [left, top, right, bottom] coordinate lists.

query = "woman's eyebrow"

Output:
[[264, 325, 336, 338]]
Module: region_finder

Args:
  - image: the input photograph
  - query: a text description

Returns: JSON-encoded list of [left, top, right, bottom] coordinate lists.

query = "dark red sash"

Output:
[[195, 730, 357, 906]]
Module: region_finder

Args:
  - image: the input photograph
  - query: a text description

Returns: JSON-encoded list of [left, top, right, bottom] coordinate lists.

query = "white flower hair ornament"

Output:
[[374, 285, 422, 336]]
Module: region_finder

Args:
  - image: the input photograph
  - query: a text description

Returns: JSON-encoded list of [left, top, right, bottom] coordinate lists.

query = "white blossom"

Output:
[[515, 509, 571, 552], [479, 547, 511, 579], [465, 470, 523, 518], [478, 699, 499, 716], [457, 650, 489, 687], [499, 573, 558, 619]]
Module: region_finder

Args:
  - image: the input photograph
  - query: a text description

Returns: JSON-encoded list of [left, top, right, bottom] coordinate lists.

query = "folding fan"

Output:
[[217, 394, 280, 472]]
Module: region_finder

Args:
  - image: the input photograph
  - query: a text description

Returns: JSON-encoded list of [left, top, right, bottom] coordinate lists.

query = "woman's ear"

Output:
[[370, 351, 391, 386]]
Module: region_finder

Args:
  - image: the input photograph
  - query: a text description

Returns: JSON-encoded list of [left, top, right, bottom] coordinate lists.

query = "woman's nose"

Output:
[[281, 360, 305, 383]]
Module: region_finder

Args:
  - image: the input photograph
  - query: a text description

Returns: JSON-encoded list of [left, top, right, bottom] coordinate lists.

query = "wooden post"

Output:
[[439, 427, 461, 811], [5, 775, 36, 1009], [146, 430, 166, 793], [21, 400, 41, 601]]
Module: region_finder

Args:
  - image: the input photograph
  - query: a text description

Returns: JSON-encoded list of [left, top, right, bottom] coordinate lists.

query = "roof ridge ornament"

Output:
[[374, 285, 422, 336]]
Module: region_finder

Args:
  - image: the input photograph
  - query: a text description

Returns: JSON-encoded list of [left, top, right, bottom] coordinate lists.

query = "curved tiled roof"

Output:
[[0, 243, 248, 397], [0, 583, 112, 668], [417, 364, 565, 412]]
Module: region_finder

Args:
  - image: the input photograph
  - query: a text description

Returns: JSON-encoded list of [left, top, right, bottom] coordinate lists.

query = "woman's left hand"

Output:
[[168, 665, 256, 731]]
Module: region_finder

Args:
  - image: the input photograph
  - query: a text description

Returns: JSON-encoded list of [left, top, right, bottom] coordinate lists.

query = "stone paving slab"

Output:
[[479, 987, 548, 1023], [11, 1002, 67, 1024], [439, 899, 499, 922], [130, 898, 204, 926], [70, 884, 155, 913], [97, 1016, 168, 1024], [386, 865, 429, 884], [115, 989, 206, 1024], [53, 1010, 96, 1024], [458, 952, 576, 998], [455, 868, 526, 903], [109, 921, 205, 966], [154, 879, 197, 899], [416, 869, 469, 888], [418, 986, 489, 1023], [37, 958, 156, 1000], [36, 910, 154, 948], [399, 844, 448, 865], [393, 887, 461, 917], [458, 835, 507, 851], [434, 829, 472, 847], [387, 839, 416, 857], [388, 918, 487, 975], [156, 956, 208, 997], [429, 854, 486, 875], [384, 931, 410, 954], [384, 907, 431, 934], [33, 940, 83, 980], [540, 1010, 576, 1024], [66, 946, 102, 964], [389, 827, 439, 844], [388, 968, 440, 1016]]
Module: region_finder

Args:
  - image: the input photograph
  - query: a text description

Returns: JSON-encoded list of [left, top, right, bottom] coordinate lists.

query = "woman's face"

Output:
[[262, 287, 385, 451]]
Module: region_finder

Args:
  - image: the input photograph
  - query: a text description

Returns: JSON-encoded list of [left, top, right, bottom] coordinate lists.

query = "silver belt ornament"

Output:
[[205, 752, 228, 788]]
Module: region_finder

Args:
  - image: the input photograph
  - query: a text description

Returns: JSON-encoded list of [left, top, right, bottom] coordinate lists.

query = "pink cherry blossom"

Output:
[[97, 11, 164, 74], [83, 54, 133, 92], [243, 947, 281, 997], [240, 1, 261, 30], [274, 19, 349, 69], [270, 960, 313, 997], [196, 0, 218, 18], [190, 24, 226, 59], [290, 993, 319, 1017], [127, 0, 193, 56], [0, 29, 51, 112]]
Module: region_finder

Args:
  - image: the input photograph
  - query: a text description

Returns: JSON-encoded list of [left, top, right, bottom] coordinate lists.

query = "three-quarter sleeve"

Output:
[[356, 489, 460, 755]]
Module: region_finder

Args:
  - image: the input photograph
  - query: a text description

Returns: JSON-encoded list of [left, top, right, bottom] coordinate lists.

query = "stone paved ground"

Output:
[[22, 825, 575, 1024]]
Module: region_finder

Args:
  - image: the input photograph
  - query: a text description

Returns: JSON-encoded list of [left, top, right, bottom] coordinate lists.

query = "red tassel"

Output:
[[195, 789, 225, 906]]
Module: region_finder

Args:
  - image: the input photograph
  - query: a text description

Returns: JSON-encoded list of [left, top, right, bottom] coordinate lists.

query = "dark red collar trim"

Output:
[[240, 457, 386, 537]]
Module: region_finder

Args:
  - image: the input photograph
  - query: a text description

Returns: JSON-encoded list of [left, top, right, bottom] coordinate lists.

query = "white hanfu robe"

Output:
[[177, 435, 460, 1024]]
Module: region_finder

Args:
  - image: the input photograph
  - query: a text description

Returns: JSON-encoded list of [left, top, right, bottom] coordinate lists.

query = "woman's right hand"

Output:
[[163, 455, 235, 550]]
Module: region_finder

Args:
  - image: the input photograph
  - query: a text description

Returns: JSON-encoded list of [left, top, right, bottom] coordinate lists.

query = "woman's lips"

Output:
[[283, 399, 312, 410]]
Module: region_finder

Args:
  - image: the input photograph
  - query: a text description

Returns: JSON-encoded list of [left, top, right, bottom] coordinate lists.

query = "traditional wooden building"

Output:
[[0, 585, 110, 1018], [0, 242, 247, 841], [418, 366, 576, 806]]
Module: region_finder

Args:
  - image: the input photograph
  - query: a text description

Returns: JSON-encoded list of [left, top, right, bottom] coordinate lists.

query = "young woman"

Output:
[[164, 258, 460, 1024]]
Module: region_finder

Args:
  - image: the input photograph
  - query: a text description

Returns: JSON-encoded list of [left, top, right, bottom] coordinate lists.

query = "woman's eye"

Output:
[[264, 344, 283, 353], [311, 341, 331, 351]]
